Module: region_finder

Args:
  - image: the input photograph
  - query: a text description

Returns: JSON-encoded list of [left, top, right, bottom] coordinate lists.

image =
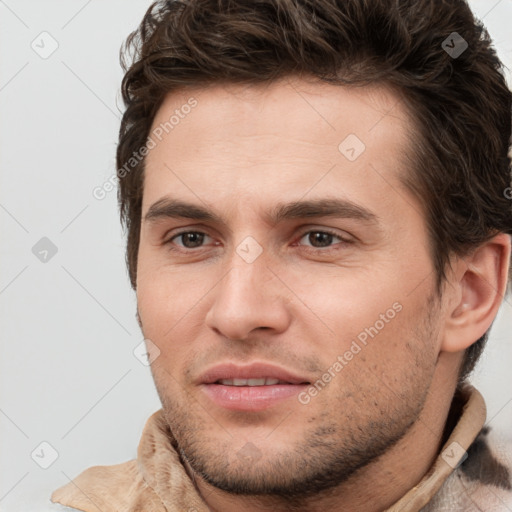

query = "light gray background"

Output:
[[1, 1, 511, 510]]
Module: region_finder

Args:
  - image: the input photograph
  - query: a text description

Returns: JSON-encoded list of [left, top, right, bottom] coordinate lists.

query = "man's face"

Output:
[[137, 77, 443, 497]]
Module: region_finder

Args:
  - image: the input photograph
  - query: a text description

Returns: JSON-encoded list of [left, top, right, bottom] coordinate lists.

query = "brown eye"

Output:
[[298, 230, 347, 250], [171, 231, 210, 249], [306, 232, 335, 248]]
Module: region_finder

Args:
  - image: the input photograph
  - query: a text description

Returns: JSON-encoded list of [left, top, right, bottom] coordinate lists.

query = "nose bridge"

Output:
[[219, 229, 272, 299], [205, 245, 291, 340], [220, 247, 274, 313], [225, 259, 265, 301]]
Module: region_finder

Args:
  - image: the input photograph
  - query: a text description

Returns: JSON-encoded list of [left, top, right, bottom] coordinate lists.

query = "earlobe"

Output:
[[441, 233, 511, 353]]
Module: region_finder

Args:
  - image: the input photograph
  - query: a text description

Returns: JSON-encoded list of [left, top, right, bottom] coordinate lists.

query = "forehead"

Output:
[[142, 77, 413, 215]]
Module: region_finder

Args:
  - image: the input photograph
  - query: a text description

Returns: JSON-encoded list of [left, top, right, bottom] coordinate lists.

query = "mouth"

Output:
[[215, 378, 304, 386], [198, 363, 311, 411]]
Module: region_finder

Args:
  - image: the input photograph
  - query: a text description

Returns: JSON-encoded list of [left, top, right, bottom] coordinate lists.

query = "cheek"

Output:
[[294, 267, 431, 366], [286, 266, 400, 329], [136, 269, 185, 343], [137, 251, 207, 319], [136, 264, 217, 368]]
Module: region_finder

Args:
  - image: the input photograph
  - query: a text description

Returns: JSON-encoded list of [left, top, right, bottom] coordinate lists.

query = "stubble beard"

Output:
[[151, 294, 440, 506]]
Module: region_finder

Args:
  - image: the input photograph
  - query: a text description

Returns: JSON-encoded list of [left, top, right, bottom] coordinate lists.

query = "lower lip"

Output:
[[201, 383, 308, 411]]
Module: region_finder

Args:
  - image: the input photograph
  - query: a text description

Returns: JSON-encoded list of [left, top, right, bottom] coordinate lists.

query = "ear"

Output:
[[441, 233, 511, 353]]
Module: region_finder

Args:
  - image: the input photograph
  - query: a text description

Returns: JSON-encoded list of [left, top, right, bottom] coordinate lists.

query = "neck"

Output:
[[186, 352, 460, 512]]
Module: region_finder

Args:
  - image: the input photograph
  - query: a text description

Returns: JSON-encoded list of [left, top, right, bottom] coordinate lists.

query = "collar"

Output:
[[386, 384, 486, 511], [51, 384, 486, 511], [138, 384, 487, 511]]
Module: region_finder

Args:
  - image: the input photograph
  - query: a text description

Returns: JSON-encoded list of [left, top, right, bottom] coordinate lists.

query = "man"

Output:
[[51, 0, 512, 510]]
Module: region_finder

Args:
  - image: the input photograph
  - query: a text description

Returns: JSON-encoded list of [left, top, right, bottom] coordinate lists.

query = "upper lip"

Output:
[[198, 362, 311, 385]]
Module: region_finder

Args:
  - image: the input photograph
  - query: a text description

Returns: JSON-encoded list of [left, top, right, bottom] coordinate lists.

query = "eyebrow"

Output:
[[143, 197, 379, 227]]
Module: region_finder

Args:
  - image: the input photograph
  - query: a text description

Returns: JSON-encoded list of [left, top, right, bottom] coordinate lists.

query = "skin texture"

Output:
[[136, 76, 510, 512]]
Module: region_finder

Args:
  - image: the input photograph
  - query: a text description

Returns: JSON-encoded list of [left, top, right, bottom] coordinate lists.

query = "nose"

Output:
[[205, 255, 292, 341]]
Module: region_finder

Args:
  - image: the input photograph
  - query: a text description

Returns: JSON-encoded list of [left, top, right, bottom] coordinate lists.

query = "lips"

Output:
[[198, 362, 311, 412]]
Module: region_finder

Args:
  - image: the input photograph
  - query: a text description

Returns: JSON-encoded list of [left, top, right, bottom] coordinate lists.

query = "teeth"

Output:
[[246, 378, 265, 386], [218, 378, 285, 386]]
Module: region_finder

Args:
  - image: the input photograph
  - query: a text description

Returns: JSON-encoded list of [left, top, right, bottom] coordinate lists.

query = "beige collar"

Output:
[[386, 384, 486, 511], [52, 385, 486, 512]]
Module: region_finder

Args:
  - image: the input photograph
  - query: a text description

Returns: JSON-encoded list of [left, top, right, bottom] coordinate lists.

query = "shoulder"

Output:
[[425, 427, 512, 511], [460, 427, 512, 509]]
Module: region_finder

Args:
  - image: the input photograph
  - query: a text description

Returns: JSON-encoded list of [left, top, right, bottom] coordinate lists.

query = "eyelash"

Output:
[[165, 228, 352, 254]]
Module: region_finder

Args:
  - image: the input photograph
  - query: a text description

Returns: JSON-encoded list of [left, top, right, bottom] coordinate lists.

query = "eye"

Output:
[[297, 229, 350, 250], [168, 231, 213, 249]]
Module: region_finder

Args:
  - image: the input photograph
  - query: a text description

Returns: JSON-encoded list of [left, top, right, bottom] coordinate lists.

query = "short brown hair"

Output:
[[117, 0, 512, 381]]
